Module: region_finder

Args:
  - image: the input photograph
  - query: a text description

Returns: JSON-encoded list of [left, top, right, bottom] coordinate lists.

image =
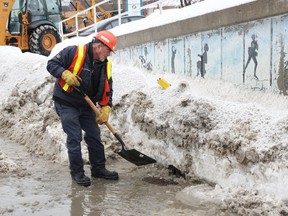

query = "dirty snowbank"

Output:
[[114, 68, 288, 214], [1, 45, 288, 214], [0, 151, 18, 173]]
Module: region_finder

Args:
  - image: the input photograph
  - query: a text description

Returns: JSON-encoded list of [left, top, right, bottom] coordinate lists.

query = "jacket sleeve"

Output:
[[46, 46, 77, 78]]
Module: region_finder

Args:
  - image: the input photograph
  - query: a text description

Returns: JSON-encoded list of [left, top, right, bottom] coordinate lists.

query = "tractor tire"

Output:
[[29, 25, 61, 56]]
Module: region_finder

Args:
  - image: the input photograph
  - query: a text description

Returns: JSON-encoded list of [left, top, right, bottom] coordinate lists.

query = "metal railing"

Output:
[[58, 0, 118, 40], [58, 0, 169, 40]]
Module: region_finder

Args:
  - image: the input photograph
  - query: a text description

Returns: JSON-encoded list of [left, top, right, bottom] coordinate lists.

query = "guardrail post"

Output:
[[117, 0, 121, 25], [93, 6, 98, 34]]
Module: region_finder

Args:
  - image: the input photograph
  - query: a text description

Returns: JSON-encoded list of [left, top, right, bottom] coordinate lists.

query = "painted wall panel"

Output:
[[222, 25, 244, 85], [138, 43, 154, 71], [130, 46, 139, 63], [243, 19, 271, 90], [201, 30, 222, 79], [184, 33, 201, 77], [154, 40, 169, 73], [118, 47, 131, 62], [272, 15, 288, 94], [117, 14, 288, 94], [169, 37, 185, 75]]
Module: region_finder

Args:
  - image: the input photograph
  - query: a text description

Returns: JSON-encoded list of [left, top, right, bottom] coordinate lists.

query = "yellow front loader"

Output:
[[0, 0, 113, 56]]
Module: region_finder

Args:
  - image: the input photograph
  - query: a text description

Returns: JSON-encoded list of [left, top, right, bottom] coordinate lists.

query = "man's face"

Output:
[[93, 43, 111, 62]]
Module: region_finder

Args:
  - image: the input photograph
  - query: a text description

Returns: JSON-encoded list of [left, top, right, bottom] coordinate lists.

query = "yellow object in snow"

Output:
[[157, 78, 171, 89]]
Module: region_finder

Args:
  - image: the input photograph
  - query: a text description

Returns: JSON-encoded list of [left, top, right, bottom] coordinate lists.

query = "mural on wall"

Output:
[[284, 59, 288, 95], [169, 38, 185, 75], [130, 46, 140, 63], [136, 43, 155, 71], [130, 45, 142, 65], [154, 40, 168, 73], [138, 43, 154, 71], [276, 36, 288, 95], [118, 14, 288, 94], [200, 30, 222, 79], [171, 45, 177, 73], [117, 47, 131, 63], [243, 19, 271, 90], [197, 43, 209, 78], [184, 33, 201, 77], [273, 15, 288, 95], [243, 33, 259, 82], [186, 47, 192, 76], [221, 25, 243, 85]]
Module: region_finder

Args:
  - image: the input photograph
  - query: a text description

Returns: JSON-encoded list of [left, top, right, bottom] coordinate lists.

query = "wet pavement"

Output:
[[0, 137, 216, 216]]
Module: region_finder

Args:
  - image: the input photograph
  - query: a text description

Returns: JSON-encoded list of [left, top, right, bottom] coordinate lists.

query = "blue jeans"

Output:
[[55, 102, 106, 176]]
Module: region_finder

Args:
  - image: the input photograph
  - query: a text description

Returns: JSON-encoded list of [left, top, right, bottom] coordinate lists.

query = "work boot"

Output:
[[72, 173, 91, 187], [91, 168, 119, 180]]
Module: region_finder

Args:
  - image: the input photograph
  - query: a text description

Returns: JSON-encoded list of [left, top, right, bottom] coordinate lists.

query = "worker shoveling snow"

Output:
[[1, 42, 288, 215]]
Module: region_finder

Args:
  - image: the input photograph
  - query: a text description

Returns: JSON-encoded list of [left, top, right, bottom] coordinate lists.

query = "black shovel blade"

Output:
[[118, 149, 156, 166]]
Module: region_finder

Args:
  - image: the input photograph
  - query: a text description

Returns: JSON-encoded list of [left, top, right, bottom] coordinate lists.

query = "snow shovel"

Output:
[[74, 87, 156, 166]]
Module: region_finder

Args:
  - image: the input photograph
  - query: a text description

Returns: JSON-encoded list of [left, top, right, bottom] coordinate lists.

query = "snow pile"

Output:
[[0, 151, 18, 173], [1, 45, 288, 214]]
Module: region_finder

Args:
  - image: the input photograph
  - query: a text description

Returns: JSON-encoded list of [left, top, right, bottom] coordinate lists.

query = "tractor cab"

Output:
[[9, 0, 62, 31], [5, 0, 62, 56]]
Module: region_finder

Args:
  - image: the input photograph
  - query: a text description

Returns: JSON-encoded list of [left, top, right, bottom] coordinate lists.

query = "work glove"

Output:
[[61, 70, 81, 87], [96, 106, 111, 125]]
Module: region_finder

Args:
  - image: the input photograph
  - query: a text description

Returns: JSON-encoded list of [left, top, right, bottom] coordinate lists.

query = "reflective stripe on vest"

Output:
[[58, 45, 86, 92], [99, 59, 112, 106]]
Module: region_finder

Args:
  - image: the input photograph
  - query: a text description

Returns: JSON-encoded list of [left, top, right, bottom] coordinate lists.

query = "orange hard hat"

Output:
[[94, 30, 117, 53]]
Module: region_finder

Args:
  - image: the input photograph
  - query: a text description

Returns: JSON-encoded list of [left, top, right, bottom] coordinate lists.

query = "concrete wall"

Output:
[[116, 0, 288, 94]]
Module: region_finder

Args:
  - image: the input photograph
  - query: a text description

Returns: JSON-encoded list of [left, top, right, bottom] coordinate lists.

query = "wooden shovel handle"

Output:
[[83, 95, 117, 135]]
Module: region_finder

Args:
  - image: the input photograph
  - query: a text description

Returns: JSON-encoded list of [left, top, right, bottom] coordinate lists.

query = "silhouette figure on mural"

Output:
[[171, 46, 177, 73], [197, 43, 209, 78], [284, 61, 288, 95], [139, 46, 152, 71], [243, 34, 259, 82], [277, 60, 288, 95]]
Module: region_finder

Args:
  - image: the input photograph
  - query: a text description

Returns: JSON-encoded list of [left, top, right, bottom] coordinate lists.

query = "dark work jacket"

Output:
[[46, 42, 113, 108]]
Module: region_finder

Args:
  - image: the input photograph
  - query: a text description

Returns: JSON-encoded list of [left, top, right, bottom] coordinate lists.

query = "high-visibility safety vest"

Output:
[[99, 60, 112, 106], [58, 44, 112, 106]]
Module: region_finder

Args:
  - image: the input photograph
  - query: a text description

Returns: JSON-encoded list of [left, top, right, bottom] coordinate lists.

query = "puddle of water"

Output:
[[0, 137, 222, 216]]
